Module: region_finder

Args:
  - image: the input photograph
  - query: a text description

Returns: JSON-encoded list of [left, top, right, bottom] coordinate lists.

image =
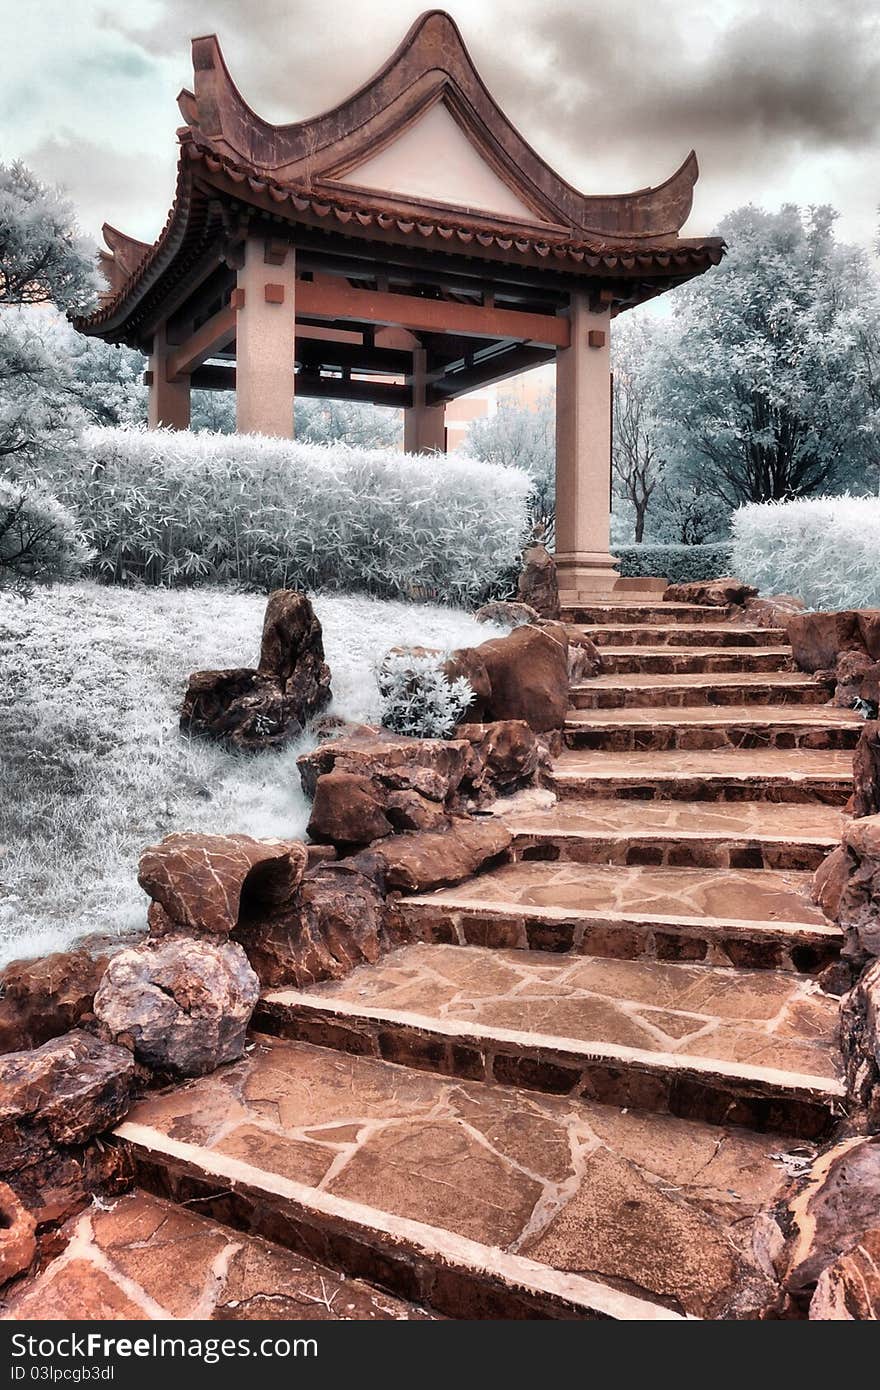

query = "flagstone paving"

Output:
[[3, 1191, 436, 1321], [112, 1037, 808, 1319]]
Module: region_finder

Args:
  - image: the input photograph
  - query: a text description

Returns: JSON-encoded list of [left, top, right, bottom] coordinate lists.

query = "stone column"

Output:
[[404, 346, 446, 453], [147, 324, 190, 430], [554, 293, 618, 600], [235, 238, 296, 437]]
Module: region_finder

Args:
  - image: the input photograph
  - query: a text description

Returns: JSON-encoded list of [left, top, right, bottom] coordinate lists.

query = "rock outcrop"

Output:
[[839, 959, 880, 1128], [476, 623, 569, 733], [181, 590, 331, 749], [517, 543, 559, 619], [852, 721, 880, 818], [0, 1182, 36, 1287], [787, 609, 880, 711]]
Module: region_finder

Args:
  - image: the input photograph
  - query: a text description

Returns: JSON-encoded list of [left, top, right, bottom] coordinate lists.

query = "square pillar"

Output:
[[235, 238, 296, 437], [554, 293, 618, 600], [147, 324, 190, 430], [404, 346, 446, 453]]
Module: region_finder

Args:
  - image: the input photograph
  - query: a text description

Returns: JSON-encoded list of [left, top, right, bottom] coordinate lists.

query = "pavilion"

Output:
[[74, 9, 723, 599]]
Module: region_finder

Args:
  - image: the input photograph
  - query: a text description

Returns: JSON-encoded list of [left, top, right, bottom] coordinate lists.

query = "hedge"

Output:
[[614, 543, 735, 584]]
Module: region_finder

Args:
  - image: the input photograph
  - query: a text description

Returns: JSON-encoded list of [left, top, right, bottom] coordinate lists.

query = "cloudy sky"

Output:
[[5, 0, 880, 253]]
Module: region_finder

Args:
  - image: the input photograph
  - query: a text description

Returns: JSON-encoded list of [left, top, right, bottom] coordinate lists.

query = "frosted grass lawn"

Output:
[[0, 582, 499, 966]]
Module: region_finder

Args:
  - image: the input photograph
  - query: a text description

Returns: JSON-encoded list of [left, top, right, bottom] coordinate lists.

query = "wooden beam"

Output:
[[428, 344, 555, 401], [166, 304, 237, 380], [190, 363, 409, 408], [296, 340, 412, 376], [294, 279, 570, 348]]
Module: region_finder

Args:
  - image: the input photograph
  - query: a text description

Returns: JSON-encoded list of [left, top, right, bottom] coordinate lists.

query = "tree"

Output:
[[611, 316, 667, 542], [657, 205, 880, 507], [465, 391, 555, 541], [295, 397, 401, 449], [0, 477, 88, 595], [0, 162, 99, 312]]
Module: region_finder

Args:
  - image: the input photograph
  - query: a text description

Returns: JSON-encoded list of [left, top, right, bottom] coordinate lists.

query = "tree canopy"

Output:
[[0, 162, 99, 312]]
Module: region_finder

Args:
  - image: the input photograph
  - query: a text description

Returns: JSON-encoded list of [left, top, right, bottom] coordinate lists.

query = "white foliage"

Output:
[[0, 582, 495, 965], [63, 426, 532, 601], [377, 652, 474, 738], [731, 495, 880, 609]]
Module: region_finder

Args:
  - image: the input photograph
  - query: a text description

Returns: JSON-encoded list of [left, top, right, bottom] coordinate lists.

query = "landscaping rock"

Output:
[[0, 947, 111, 1054], [258, 589, 332, 716], [139, 832, 308, 938], [839, 959, 880, 1127], [298, 734, 474, 805], [474, 600, 539, 628], [857, 612, 880, 660], [517, 543, 559, 619], [812, 815, 880, 962], [737, 593, 805, 629], [561, 627, 602, 682], [476, 623, 569, 733], [0, 1031, 135, 1174], [307, 771, 394, 847], [235, 860, 388, 989], [384, 789, 450, 832], [788, 611, 862, 674], [181, 590, 331, 748], [812, 844, 850, 921], [443, 648, 492, 722], [663, 577, 757, 608], [775, 1136, 880, 1307], [93, 937, 259, 1077], [456, 720, 547, 799], [832, 650, 880, 709], [853, 722, 880, 818], [0, 1182, 36, 1286], [362, 819, 512, 894], [810, 1228, 880, 1318]]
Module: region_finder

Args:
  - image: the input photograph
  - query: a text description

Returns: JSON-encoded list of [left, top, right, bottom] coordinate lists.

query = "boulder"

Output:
[[663, 577, 758, 608], [363, 819, 512, 894], [297, 734, 474, 805], [811, 845, 850, 922], [776, 1136, 880, 1306], [857, 611, 880, 661], [474, 600, 539, 628], [840, 959, 880, 1126], [832, 650, 879, 709], [258, 589, 332, 716], [853, 722, 880, 818], [307, 771, 394, 847], [810, 1228, 880, 1318], [560, 627, 602, 682], [139, 832, 308, 938], [0, 947, 111, 1055], [788, 611, 862, 674], [181, 590, 331, 748], [93, 937, 259, 1077], [384, 789, 450, 832], [517, 543, 559, 619], [476, 624, 569, 733], [0, 1182, 36, 1286], [235, 860, 389, 989], [738, 593, 805, 629], [443, 648, 492, 722], [180, 668, 294, 750], [456, 720, 547, 798], [811, 815, 880, 962], [0, 1031, 135, 1175]]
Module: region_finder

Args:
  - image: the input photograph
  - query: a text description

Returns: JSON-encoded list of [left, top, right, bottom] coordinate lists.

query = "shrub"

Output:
[[49, 427, 531, 603], [614, 543, 734, 584], [0, 477, 89, 595], [731, 496, 880, 609], [377, 652, 474, 738]]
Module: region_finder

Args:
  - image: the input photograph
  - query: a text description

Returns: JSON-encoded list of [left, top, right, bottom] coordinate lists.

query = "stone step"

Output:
[[112, 1034, 809, 1320], [570, 671, 829, 710], [503, 798, 845, 872], [562, 602, 730, 626], [598, 647, 796, 675], [258, 943, 843, 1140], [553, 747, 854, 805], [4, 1190, 438, 1321], [563, 704, 863, 753], [396, 860, 841, 972], [582, 625, 787, 649]]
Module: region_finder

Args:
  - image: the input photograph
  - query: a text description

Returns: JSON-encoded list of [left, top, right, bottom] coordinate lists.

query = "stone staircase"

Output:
[[111, 596, 856, 1321]]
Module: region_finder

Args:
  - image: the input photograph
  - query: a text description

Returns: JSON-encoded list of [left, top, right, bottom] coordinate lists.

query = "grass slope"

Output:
[[0, 583, 496, 966]]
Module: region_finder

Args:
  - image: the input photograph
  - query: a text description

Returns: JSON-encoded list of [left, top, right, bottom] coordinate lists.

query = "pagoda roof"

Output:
[[76, 10, 724, 343]]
